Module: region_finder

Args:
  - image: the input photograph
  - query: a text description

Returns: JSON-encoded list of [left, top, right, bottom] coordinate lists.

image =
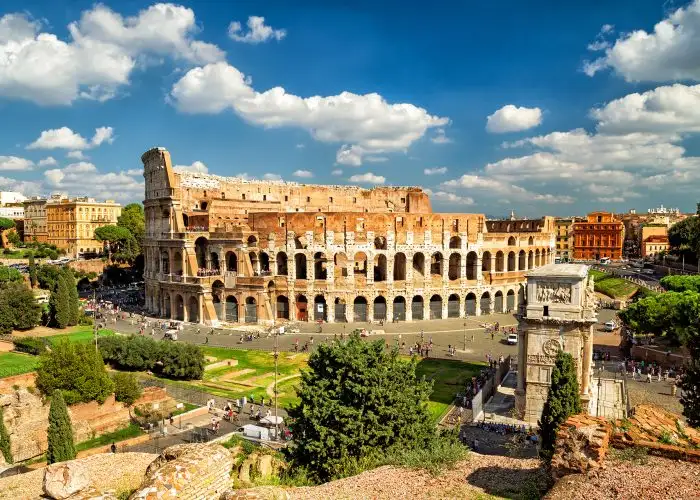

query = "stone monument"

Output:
[[514, 264, 597, 423]]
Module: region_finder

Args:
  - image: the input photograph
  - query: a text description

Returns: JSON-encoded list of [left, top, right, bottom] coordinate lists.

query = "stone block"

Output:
[[43, 461, 91, 499], [550, 414, 612, 480]]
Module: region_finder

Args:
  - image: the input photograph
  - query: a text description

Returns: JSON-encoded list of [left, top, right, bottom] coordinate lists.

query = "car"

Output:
[[604, 320, 618, 332], [506, 333, 518, 345]]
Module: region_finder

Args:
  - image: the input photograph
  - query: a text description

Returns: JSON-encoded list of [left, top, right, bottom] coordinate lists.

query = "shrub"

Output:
[[112, 372, 142, 406], [47, 390, 76, 464], [13, 337, 47, 355], [0, 283, 42, 334]]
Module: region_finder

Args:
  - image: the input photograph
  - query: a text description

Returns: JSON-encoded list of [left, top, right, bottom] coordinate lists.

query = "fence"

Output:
[[471, 356, 511, 422], [138, 375, 227, 408]]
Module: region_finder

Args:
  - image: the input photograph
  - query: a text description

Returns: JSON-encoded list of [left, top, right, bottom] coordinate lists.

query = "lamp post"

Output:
[[463, 321, 467, 351], [596, 376, 603, 417], [273, 327, 279, 440]]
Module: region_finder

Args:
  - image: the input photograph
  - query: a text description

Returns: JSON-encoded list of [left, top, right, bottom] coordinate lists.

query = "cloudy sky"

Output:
[[1, 1, 700, 216]]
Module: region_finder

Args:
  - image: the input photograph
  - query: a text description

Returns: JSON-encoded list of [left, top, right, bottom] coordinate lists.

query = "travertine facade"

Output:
[[142, 147, 556, 325], [515, 264, 596, 423], [22, 197, 47, 243]]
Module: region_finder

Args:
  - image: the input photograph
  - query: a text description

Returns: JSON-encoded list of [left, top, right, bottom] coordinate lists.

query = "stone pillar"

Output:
[[424, 300, 430, 321], [327, 300, 335, 324], [326, 260, 335, 285], [476, 254, 483, 283], [442, 257, 449, 284], [517, 329, 526, 391], [460, 254, 467, 280], [367, 299, 374, 322], [387, 257, 394, 284], [386, 299, 394, 323], [406, 254, 414, 282], [441, 299, 448, 319], [289, 295, 296, 322], [581, 329, 593, 396], [198, 295, 203, 325], [366, 254, 374, 284], [489, 297, 495, 315], [183, 297, 189, 322], [475, 300, 481, 317], [491, 254, 496, 273]]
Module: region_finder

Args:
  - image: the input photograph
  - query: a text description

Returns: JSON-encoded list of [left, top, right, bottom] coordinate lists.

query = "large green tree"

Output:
[[117, 203, 145, 246], [94, 225, 138, 262], [28, 252, 37, 288], [49, 276, 71, 329], [0, 218, 14, 231], [0, 266, 23, 284], [538, 351, 582, 461], [286, 334, 435, 482], [46, 390, 76, 464], [660, 275, 700, 294], [668, 216, 700, 262], [0, 282, 42, 334], [64, 268, 80, 326], [0, 406, 12, 464], [36, 340, 114, 405]]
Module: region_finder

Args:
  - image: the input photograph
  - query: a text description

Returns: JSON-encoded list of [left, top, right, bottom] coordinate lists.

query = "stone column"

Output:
[[475, 300, 481, 317], [183, 296, 189, 322], [366, 254, 374, 284], [491, 254, 496, 273], [581, 328, 593, 396], [441, 299, 448, 319], [424, 300, 430, 321], [442, 257, 449, 284], [489, 297, 495, 315], [387, 257, 394, 284], [198, 295, 203, 325], [476, 254, 483, 283], [386, 299, 394, 323], [367, 299, 374, 323], [406, 253, 414, 282], [289, 295, 296, 322], [460, 254, 467, 280], [517, 329, 526, 391], [327, 300, 335, 324]]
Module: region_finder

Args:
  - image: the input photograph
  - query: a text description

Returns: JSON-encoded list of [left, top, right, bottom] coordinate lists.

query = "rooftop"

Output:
[[526, 263, 589, 278]]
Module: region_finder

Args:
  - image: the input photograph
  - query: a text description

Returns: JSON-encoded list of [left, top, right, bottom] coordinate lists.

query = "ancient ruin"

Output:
[[141, 147, 556, 325]]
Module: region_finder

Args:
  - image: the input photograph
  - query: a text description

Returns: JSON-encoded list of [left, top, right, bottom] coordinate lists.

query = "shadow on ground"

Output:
[[465, 464, 550, 500]]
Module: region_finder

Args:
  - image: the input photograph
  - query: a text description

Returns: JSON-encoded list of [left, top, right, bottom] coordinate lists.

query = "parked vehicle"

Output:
[[506, 333, 518, 345], [604, 320, 617, 332]]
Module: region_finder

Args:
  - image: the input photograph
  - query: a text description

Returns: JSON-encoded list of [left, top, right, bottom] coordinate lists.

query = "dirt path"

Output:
[[266, 374, 301, 398]]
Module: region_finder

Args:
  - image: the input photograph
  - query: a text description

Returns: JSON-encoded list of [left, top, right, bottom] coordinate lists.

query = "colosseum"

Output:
[[142, 147, 556, 326]]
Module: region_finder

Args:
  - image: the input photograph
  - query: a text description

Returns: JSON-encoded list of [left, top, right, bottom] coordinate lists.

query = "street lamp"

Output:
[[596, 376, 603, 417], [463, 321, 467, 351]]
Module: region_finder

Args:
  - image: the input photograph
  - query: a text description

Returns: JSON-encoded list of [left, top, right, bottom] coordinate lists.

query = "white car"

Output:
[[506, 333, 518, 345], [604, 321, 618, 332]]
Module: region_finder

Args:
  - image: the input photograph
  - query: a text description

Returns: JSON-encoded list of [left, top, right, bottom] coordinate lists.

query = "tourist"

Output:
[[110, 442, 117, 453], [646, 371, 652, 383], [472, 439, 479, 452]]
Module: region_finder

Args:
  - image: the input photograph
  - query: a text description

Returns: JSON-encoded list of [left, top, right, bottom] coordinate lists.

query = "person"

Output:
[[472, 438, 479, 452], [420, 330, 424, 342], [646, 371, 652, 383], [110, 442, 117, 453]]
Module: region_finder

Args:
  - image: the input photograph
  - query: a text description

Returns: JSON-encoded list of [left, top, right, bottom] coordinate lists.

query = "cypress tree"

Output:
[[46, 390, 76, 464], [0, 406, 12, 464], [28, 252, 37, 288], [66, 270, 80, 326], [50, 276, 71, 329], [538, 351, 582, 461]]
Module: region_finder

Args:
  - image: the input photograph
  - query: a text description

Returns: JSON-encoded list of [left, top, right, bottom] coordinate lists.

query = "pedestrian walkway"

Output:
[[588, 377, 625, 419], [481, 371, 523, 426]]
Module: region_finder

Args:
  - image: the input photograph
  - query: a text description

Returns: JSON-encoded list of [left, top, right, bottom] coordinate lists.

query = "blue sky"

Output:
[[1, 1, 700, 216]]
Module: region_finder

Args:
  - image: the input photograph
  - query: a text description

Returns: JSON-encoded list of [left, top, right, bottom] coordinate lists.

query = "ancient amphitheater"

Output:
[[142, 147, 556, 326]]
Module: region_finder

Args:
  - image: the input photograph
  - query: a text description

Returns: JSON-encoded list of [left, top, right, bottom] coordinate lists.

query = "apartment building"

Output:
[[23, 197, 48, 243], [572, 212, 624, 261]]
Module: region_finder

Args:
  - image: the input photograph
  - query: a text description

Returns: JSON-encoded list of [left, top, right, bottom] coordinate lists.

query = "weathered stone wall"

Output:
[[0, 372, 36, 394], [68, 258, 107, 275], [550, 413, 612, 479]]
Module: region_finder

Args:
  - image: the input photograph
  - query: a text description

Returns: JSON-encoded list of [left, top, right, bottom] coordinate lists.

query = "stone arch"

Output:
[[314, 295, 327, 321], [161, 250, 170, 274], [449, 236, 461, 249], [430, 252, 443, 276], [174, 294, 184, 320], [393, 252, 407, 281], [412, 252, 425, 278], [429, 294, 442, 319], [528, 250, 533, 269], [212, 280, 224, 320], [374, 254, 387, 281], [393, 296, 406, 321], [353, 296, 368, 322], [245, 296, 257, 323], [295, 253, 308, 279], [226, 296, 238, 322], [508, 236, 516, 246], [276, 252, 288, 275], [194, 237, 208, 269], [187, 296, 199, 323], [276, 295, 289, 320], [296, 294, 308, 321], [374, 236, 387, 250], [334, 252, 349, 279], [507, 251, 516, 272], [448, 253, 461, 281], [210, 252, 220, 272], [495, 251, 504, 272], [466, 251, 478, 280], [173, 251, 183, 275], [447, 293, 460, 318], [494, 290, 504, 313], [411, 295, 424, 320], [506, 289, 516, 312], [226, 251, 237, 273], [373, 296, 387, 321], [314, 252, 327, 280], [249, 251, 259, 275], [334, 297, 347, 322], [480, 291, 491, 314], [482, 251, 492, 272], [528, 236, 534, 245], [518, 250, 526, 270], [354, 252, 368, 276], [465, 292, 477, 316], [260, 252, 270, 273], [163, 295, 171, 318], [247, 235, 258, 247]]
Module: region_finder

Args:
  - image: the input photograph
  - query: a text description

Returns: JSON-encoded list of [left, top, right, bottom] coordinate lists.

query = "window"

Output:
[[222, 192, 226, 199], [400, 197, 406, 203], [263, 195, 267, 201], [543, 305, 549, 317], [306, 196, 311, 202], [285, 195, 289, 202], [353, 197, 357, 203], [329, 197, 333, 203], [242, 193, 246, 200]]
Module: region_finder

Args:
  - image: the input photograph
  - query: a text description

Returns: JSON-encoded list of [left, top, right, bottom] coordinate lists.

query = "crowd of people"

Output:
[[476, 421, 531, 435], [196, 268, 221, 277]]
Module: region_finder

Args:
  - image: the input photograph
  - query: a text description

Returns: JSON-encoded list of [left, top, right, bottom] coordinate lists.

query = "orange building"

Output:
[[572, 212, 624, 261]]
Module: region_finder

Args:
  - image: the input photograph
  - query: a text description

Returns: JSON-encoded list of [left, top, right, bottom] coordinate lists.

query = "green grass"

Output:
[[589, 269, 640, 299], [45, 327, 116, 345], [75, 423, 144, 452], [0, 352, 40, 377], [171, 401, 199, 416]]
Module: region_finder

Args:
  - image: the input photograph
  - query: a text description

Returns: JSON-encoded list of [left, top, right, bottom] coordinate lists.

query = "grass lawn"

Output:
[[172, 401, 199, 415], [45, 327, 116, 345], [589, 269, 639, 299], [0, 352, 40, 378], [75, 423, 144, 453]]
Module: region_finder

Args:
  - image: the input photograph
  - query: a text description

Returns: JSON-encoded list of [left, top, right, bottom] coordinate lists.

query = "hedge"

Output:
[[13, 337, 48, 356]]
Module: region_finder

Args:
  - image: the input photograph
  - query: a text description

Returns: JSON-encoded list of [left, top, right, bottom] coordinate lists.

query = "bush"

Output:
[[0, 283, 42, 334], [47, 390, 76, 464], [0, 266, 23, 284], [36, 340, 115, 405], [112, 372, 142, 406], [13, 337, 47, 355]]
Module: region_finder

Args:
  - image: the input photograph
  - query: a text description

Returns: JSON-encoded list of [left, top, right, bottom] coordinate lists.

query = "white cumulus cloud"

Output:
[[44, 162, 143, 201], [486, 105, 542, 133], [263, 173, 282, 181], [348, 172, 385, 184], [173, 160, 208, 174], [67, 150, 87, 160], [423, 189, 473, 205], [424, 167, 447, 175], [38, 156, 57, 167], [228, 16, 286, 44], [292, 169, 313, 178], [430, 128, 452, 144], [331, 169, 343, 176], [27, 126, 115, 150], [0, 156, 34, 171]]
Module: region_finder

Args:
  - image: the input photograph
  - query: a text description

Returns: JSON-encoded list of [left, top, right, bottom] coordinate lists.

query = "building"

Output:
[[515, 264, 596, 423], [45, 196, 122, 257], [618, 210, 686, 258], [141, 147, 557, 326], [647, 204, 680, 216], [23, 197, 48, 243], [0, 191, 26, 206], [554, 218, 579, 262], [572, 212, 624, 261], [0, 205, 24, 220], [641, 235, 669, 259]]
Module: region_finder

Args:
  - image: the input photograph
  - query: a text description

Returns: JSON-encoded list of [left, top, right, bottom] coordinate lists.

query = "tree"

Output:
[[63, 268, 80, 326], [0, 218, 14, 231], [94, 225, 138, 263], [286, 334, 435, 482], [28, 252, 37, 288], [117, 203, 145, 248], [660, 275, 700, 294], [36, 340, 114, 405], [112, 372, 142, 406], [0, 406, 12, 464], [37, 265, 65, 290], [5, 230, 20, 247], [0, 283, 42, 334], [49, 276, 71, 329], [668, 216, 700, 262], [538, 351, 582, 461], [46, 390, 76, 464], [0, 266, 23, 284], [680, 359, 700, 427]]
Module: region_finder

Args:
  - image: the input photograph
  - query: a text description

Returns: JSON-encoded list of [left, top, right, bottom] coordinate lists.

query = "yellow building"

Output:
[[46, 196, 122, 257], [554, 218, 578, 262], [23, 197, 48, 243]]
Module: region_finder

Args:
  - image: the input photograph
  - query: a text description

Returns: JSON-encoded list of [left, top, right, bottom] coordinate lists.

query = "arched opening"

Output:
[[226, 296, 238, 322], [449, 236, 461, 249], [535, 249, 541, 267], [182, 213, 189, 228], [175, 295, 184, 321], [163, 295, 171, 318], [494, 290, 504, 313], [373, 296, 387, 321], [276, 295, 289, 320], [247, 235, 258, 247], [518, 250, 526, 270], [200, 201, 208, 211], [314, 295, 327, 321], [393, 296, 406, 321], [161, 251, 170, 274], [448, 294, 460, 318], [354, 252, 368, 277], [354, 296, 368, 322], [506, 289, 515, 312], [374, 236, 387, 250], [374, 254, 387, 281], [430, 252, 443, 277], [507, 251, 516, 272], [194, 237, 208, 270], [276, 252, 288, 275], [210, 252, 220, 272], [411, 295, 424, 320], [412, 252, 425, 279], [480, 292, 491, 315], [293, 236, 305, 249], [212, 280, 224, 320], [173, 251, 183, 275], [296, 294, 308, 321], [448, 253, 461, 280], [496, 251, 504, 272], [482, 251, 492, 272], [249, 251, 259, 275], [226, 251, 237, 273], [334, 253, 349, 279], [187, 296, 199, 323], [334, 297, 347, 322], [245, 296, 257, 323], [466, 252, 478, 280], [295, 254, 308, 279], [260, 252, 270, 274], [508, 236, 516, 246], [465, 292, 477, 316], [528, 250, 533, 269], [429, 294, 443, 319], [393, 252, 406, 281], [528, 236, 534, 245], [314, 252, 327, 280]]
